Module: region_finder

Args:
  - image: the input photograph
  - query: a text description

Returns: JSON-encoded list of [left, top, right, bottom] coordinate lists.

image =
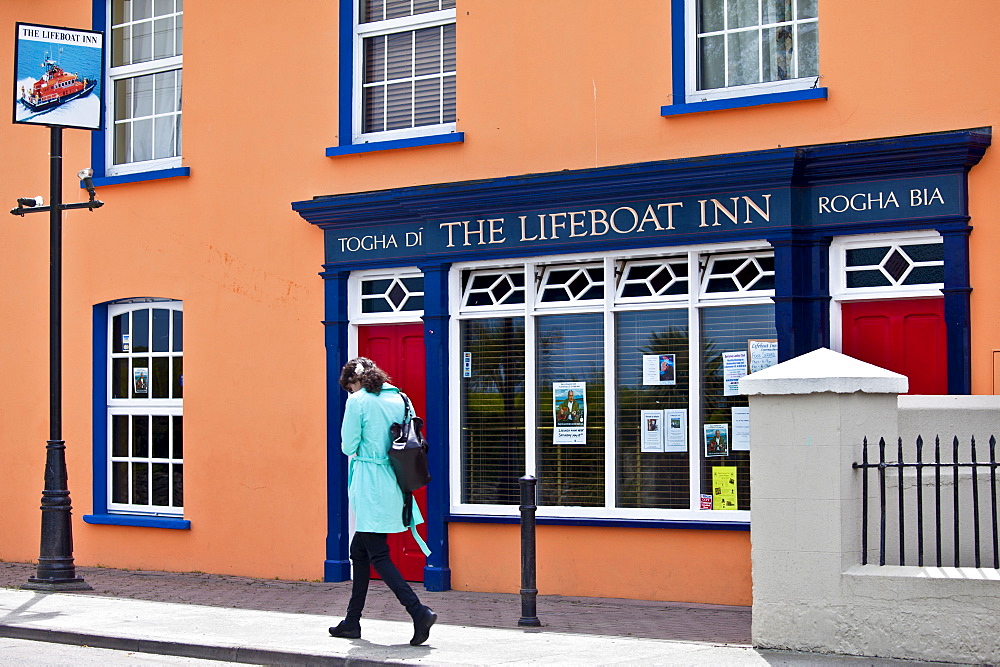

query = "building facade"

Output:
[[1, 1, 997, 605]]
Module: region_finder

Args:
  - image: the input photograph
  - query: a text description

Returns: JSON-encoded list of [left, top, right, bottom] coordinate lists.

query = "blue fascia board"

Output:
[[294, 148, 800, 227], [91, 167, 191, 187], [327, 132, 465, 157], [83, 514, 191, 530], [662, 87, 828, 117], [447, 514, 750, 532], [293, 129, 991, 234]]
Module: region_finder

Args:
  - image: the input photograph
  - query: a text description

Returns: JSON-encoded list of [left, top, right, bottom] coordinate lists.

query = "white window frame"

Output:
[[106, 299, 184, 516], [104, 1, 183, 177], [449, 240, 773, 523], [353, 5, 456, 144], [684, 0, 819, 103]]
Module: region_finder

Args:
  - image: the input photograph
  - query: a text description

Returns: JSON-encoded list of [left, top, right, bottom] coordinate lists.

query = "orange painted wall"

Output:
[[449, 523, 752, 605], [1, 0, 998, 595]]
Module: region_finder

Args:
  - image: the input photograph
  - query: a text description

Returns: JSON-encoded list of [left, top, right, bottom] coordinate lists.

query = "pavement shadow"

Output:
[[0, 592, 63, 626], [342, 638, 433, 664]]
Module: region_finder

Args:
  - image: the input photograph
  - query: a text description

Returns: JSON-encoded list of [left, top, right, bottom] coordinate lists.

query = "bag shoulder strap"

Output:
[[398, 391, 413, 422]]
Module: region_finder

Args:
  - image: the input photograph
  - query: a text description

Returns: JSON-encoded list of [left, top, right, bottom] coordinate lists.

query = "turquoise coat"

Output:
[[341, 383, 424, 535]]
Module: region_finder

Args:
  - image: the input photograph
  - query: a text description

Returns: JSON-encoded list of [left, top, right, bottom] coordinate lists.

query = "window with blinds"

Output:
[[535, 313, 604, 507], [699, 303, 775, 512], [615, 310, 690, 508], [460, 317, 525, 505], [453, 248, 774, 519], [358, 0, 456, 138]]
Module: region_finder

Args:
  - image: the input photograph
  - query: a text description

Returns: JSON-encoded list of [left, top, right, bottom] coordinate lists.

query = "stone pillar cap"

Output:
[[739, 347, 908, 396]]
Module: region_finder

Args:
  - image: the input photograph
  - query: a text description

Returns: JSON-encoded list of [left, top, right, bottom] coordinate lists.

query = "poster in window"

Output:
[[664, 408, 688, 453], [642, 354, 676, 386], [553, 381, 586, 445], [748, 339, 778, 374], [722, 351, 748, 396], [13, 23, 104, 130], [712, 466, 739, 510], [133, 367, 148, 395], [704, 423, 729, 457], [731, 407, 750, 451], [640, 409, 664, 453]]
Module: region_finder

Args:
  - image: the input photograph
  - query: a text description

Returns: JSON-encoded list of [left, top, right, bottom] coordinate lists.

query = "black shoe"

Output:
[[409, 606, 437, 646], [329, 620, 361, 639]]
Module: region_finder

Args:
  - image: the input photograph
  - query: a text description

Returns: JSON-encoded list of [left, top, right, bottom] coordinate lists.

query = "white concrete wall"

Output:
[[742, 349, 1000, 664]]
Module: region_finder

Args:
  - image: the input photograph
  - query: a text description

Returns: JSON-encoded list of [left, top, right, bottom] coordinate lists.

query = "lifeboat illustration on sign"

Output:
[[18, 53, 96, 113]]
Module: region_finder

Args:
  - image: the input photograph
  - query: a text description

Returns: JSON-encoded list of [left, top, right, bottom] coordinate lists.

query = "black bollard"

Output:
[[518, 475, 541, 627]]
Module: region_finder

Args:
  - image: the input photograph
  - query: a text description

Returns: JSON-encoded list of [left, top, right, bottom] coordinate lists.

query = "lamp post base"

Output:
[[22, 578, 92, 592]]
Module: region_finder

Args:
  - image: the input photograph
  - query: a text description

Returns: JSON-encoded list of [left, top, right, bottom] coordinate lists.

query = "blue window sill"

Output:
[[326, 132, 464, 157], [83, 513, 191, 530], [662, 87, 827, 117], [447, 514, 749, 531], [91, 167, 191, 187]]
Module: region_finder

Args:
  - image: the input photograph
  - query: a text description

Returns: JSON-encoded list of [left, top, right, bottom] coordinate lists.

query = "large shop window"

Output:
[[355, 0, 456, 143], [454, 249, 776, 521], [107, 300, 184, 516], [105, 0, 184, 177]]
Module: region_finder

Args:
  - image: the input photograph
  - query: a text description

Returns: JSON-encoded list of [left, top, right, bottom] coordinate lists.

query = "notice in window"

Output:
[[133, 367, 148, 394], [704, 423, 729, 457], [731, 407, 750, 451], [640, 410, 664, 453], [553, 381, 586, 445], [664, 408, 688, 453], [712, 466, 738, 510], [722, 351, 748, 396], [748, 339, 778, 374], [642, 354, 676, 386]]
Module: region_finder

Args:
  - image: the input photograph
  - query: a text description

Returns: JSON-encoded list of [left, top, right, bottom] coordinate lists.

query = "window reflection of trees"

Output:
[[536, 314, 604, 507]]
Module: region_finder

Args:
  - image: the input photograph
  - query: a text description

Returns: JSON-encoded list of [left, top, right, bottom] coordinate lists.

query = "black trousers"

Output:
[[346, 531, 422, 622]]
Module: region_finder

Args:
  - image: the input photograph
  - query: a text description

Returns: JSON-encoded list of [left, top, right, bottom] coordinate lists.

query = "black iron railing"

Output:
[[853, 435, 1000, 569]]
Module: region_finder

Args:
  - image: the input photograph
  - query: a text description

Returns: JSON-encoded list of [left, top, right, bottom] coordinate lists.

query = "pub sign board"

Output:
[[13, 23, 104, 131]]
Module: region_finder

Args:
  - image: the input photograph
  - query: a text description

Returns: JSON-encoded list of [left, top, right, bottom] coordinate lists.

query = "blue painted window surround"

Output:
[[663, 0, 827, 117], [330, 0, 463, 157], [90, 1, 190, 187], [83, 300, 189, 530]]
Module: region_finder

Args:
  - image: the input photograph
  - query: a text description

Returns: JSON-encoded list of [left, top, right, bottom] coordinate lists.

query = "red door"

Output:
[[841, 298, 947, 395], [358, 323, 428, 581]]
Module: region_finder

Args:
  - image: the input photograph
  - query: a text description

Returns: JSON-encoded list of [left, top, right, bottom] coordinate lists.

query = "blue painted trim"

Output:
[[92, 303, 109, 515], [327, 132, 464, 157], [940, 227, 972, 394], [420, 265, 452, 591], [83, 514, 190, 530], [323, 273, 352, 583], [662, 88, 828, 116], [91, 0, 108, 177], [338, 0, 354, 145], [768, 232, 831, 361], [447, 514, 750, 531], [91, 167, 191, 187], [670, 0, 686, 105]]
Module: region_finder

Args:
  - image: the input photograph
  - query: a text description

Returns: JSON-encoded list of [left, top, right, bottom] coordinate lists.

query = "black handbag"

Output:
[[389, 392, 431, 527]]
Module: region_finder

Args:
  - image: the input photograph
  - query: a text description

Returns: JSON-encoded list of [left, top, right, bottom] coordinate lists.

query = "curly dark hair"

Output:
[[339, 357, 390, 395]]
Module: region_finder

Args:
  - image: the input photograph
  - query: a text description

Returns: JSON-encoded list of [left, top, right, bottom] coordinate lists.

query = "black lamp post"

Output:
[[11, 126, 102, 591]]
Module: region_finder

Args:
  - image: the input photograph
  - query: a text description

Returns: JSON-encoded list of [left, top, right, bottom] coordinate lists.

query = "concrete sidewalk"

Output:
[[0, 564, 969, 665], [0, 588, 943, 666]]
